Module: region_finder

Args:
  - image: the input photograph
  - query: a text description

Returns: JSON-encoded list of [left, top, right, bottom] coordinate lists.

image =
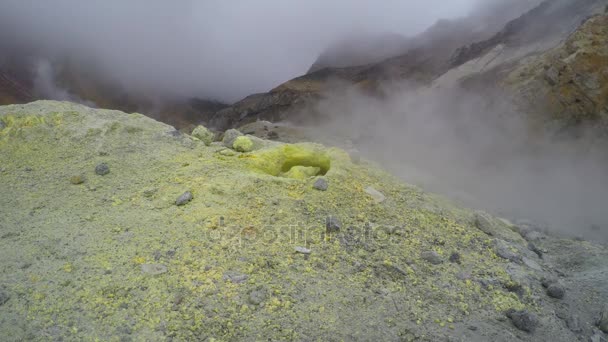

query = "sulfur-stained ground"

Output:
[[0, 101, 606, 341]]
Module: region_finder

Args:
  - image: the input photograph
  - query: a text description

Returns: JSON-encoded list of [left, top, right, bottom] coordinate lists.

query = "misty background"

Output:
[[1, 0, 606, 241], [0, 0, 478, 102], [303, 83, 608, 241]]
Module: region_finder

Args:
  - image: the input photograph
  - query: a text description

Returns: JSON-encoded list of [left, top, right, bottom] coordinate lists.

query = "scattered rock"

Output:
[[175, 191, 193, 206], [474, 212, 495, 235], [598, 304, 608, 333], [494, 239, 522, 262], [95, 163, 110, 176], [0, 290, 9, 306], [522, 257, 542, 271], [590, 331, 607, 342], [70, 175, 85, 185], [222, 129, 243, 148], [191, 125, 215, 146], [541, 277, 557, 288], [313, 178, 328, 191], [295, 246, 311, 254], [218, 148, 237, 157], [528, 242, 543, 258], [364, 186, 386, 203], [449, 252, 462, 264], [421, 251, 443, 265], [223, 271, 248, 284], [141, 264, 168, 275], [544, 66, 560, 86], [248, 289, 266, 305], [233, 136, 253, 152], [506, 309, 538, 332], [143, 188, 158, 198], [326, 216, 342, 233], [546, 283, 566, 299], [567, 314, 582, 333]]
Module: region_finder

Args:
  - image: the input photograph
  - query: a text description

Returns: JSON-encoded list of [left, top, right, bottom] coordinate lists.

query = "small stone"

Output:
[[544, 66, 560, 86], [421, 251, 443, 265], [506, 309, 538, 332], [70, 175, 85, 185], [0, 120, 5, 129], [474, 212, 495, 236], [295, 246, 311, 254], [567, 314, 582, 333], [223, 271, 248, 284], [191, 125, 215, 146], [222, 129, 243, 148], [591, 332, 607, 342], [95, 163, 110, 176], [143, 188, 158, 198], [313, 178, 328, 191], [494, 239, 521, 262], [528, 242, 543, 258], [141, 264, 167, 275], [547, 283, 565, 299], [364, 186, 386, 203], [175, 191, 193, 206], [449, 252, 462, 264], [541, 277, 557, 288], [326, 216, 342, 233], [0, 290, 9, 306], [232, 136, 253, 152], [598, 304, 608, 333], [248, 290, 266, 305]]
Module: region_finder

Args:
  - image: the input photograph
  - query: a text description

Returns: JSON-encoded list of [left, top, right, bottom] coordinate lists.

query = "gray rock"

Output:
[[95, 163, 110, 176], [0, 290, 9, 306], [326, 216, 342, 233], [223, 271, 248, 284], [590, 331, 607, 342], [474, 212, 495, 236], [544, 66, 560, 86], [295, 246, 311, 254], [547, 283, 565, 299], [506, 309, 539, 332], [313, 178, 328, 191], [175, 191, 193, 206], [421, 251, 443, 265], [0, 120, 5, 130], [222, 129, 243, 148], [364, 186, 386, 203], [494, 239, 522, 262], [141, 264, 168, 275], [191, 125, 215, 146], [567, 314, 582, 333], [528, 242, 543, 258], [248, 290, 266, 305], [449, 252, 462, 264], [598, 304, 608, 333], [541, 277, 557, 288]]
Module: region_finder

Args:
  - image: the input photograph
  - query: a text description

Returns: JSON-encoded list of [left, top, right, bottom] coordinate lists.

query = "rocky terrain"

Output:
[[0, 101, 607, 341], [1, 1, 608, 341]]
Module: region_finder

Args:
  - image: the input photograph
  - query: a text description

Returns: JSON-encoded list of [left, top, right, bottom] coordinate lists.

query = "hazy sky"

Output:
[[0, 0, 476, 101]]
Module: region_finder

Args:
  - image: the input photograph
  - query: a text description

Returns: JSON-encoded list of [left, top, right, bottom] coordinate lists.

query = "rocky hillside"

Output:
[[208, 0, 608, 134], [0, 101, 607, 341]]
